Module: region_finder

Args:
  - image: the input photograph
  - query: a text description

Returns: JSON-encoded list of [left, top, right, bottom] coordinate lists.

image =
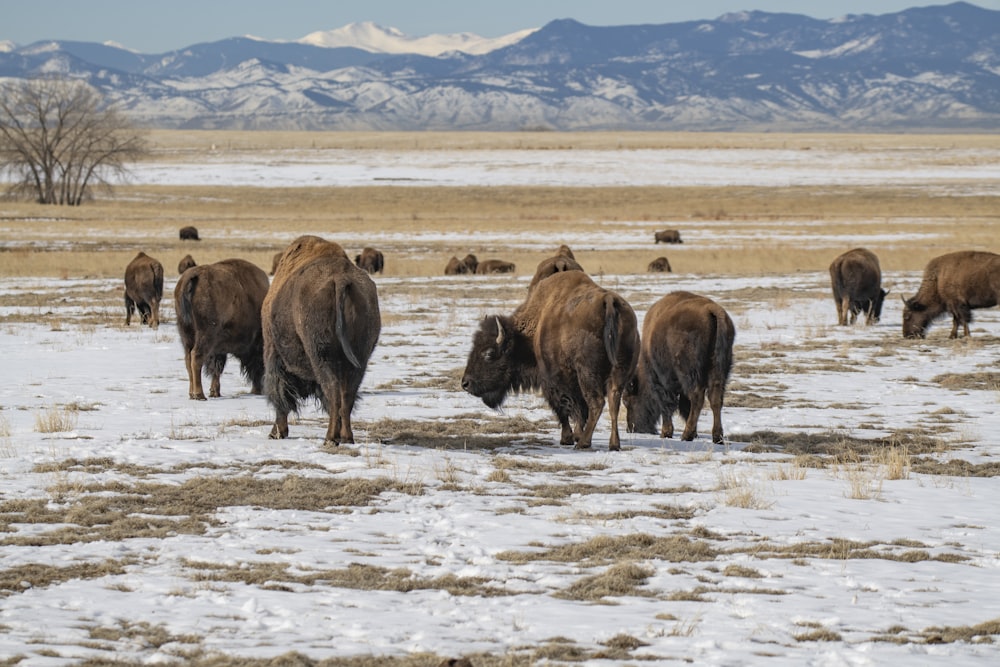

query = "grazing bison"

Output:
[[624, 291, 735, 445], [263, 235, 381, 446], [355, 247, 385, 274], [647, 256, 672, 273], [829, 248, 887, 326], [179, 226, 200, 241], [124, 251, 164, 329], [445, 254, 478, 275], [177, 254, 197, 274], [476, 259, 516, 274], [462, 270, 639, 451], [528, 254, 584, 290], [902, 250, 1000, 339], [174, 258, 270, 400], [654, 229, 682, 244]]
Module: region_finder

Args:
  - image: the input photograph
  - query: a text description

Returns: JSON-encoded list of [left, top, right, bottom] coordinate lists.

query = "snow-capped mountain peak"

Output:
[[297, 21, 537, 56]]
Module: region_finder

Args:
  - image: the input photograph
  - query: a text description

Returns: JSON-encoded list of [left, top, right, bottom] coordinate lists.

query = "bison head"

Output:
[[901, 295, 929, 338], [461, 316, 518, 409], [622, 372, 659, 434], [869, 288, 889, 323]]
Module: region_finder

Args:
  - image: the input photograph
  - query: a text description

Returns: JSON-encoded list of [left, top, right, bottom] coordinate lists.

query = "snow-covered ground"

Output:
[[1, 147, 1000, 665]]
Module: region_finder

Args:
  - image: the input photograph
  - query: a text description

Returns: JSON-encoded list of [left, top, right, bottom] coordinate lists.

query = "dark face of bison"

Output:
[[902, 296, 929, 338], [870, 288, 888, 323], [622, 374, 658, 434], [461, 316, 515, 409]]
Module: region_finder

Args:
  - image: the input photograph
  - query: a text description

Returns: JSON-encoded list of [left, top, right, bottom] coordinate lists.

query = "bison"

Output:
[[654, 229, 682, 244], [461, 270, 639, 451], [476, 259, 516, 274], [263, 235, 381, 446], [177, 254, 197, 274], [445, 254, 478, 275], [902, 250, 1000, 339], [355, 247, 385, 274], [270, 251, 283, 276], [829, 248, 887, 326], [124, 251, 164, 329], [557, 244, 576, 260], [647, 256, 672, 273], [528, 254, 584, 290], [624, 291, 735, 445], [179, 226, 200, 241], [174, 258, 270, 400]]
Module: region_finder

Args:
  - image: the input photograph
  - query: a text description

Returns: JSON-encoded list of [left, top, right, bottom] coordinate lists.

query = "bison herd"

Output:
[[122, 238, 1000, 451]]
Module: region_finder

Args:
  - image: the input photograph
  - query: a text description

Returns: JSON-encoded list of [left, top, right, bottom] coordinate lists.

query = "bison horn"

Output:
[[495, 317, 505, 346]]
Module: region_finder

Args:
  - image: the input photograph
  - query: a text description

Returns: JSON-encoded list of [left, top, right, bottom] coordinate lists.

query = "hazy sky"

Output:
[[5, 1, 999, 52]]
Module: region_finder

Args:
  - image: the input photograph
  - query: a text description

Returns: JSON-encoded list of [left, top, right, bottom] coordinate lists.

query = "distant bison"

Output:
[[829, 248, 887, 326], [654, 229, 682, 244], [528, 254, 584, 290], [476, 259, 516, 274], [355, 247, 385, 274], [445, 254, 478, 275], [179, 226, 200, 241], [624, 291, 735, 444], [263, 235, 381, 446], [462, 271, 639, 451], [647, 257, 672, 273], [177, 254, 197, 274], [903, 250, 1000, 339], [174, 258, 269, 400], [124, 251, 164, 329]]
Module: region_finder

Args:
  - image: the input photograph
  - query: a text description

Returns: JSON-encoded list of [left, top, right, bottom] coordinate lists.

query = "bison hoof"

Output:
[[190, 393, 207, 401], [268, 426, 287, 440], [573, 442, 593, 450], [323, 439, 341, 448]]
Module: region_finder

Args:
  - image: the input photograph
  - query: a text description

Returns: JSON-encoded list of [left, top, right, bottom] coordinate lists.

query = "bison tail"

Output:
[[712, 310, 735, 384], [336, 280, 363, 369], [176, 273, 199, 327]]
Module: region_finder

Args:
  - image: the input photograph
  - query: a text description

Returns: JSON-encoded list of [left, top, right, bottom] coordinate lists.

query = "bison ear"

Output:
[[494, 316, 505, 346]]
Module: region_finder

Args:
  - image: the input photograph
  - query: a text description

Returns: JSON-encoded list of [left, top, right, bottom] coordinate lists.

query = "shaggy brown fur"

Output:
[[528, 255, 585, 290], [654, 229, 682, 244], [647, 256, 672, 273], [174, 258, 270, 400], [270, 251, 283, 276], [354, 247, 385, 274], [177, 254, 197, 274], [476, 259, 516, 274], [829, 247, 887, 326], [624, 291, 735, 444], [903, 250, 1000, 338], [124, 251, 164, 329], [263, 235, 381, 446], [462, 271, 639, 451]]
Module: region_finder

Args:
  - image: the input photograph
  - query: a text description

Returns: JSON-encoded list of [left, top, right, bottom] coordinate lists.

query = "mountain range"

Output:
[[1, 2, 998, 132]]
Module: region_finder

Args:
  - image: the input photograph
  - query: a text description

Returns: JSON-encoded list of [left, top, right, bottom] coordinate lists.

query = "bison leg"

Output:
[[206, 353, 226, 398], [125, 295, 135, 326], [269, 410, 289, 440], [708, 382, 725, 445], [187, 349, 207, 400], [836, 297, 848, 326], [606, 383, 624, 452], [149, 299, 160, 329], [680, 388, 705, 441], [575, 391, 605, 451]]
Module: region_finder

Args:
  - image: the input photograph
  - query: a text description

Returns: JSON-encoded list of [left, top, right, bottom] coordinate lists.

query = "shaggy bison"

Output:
[[903, 250, 1000, 339], [177, 254, 197, 274], [654, 229, 682, 244], [624, 291, 735, 444], [124, 251, 164, 329], [829, 248, 887, 326], [476, 259, 516, 274], [647, 256, 672, 273], [263, 235, 381, 446], [174, 258, 270, 400], [462, 271, 639, 451], [179, 226, 200, 241], [355, 247, 385, 274], [445, 254, 478, 275], [528, 254, 584, 290]]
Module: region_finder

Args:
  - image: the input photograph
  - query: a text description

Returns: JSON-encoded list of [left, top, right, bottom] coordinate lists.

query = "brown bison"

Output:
[[902, 250, 1000, 339], [654, 229, 682, 244], [179, 226, 200, 241], [124, 251, 164, 329], [177, 254, 197, 274], [527, 254, 584, 290], [174, 258, 270, 400], [829, 248, 887, 326], [647, 256, 672, 273], [557, 244, 576, 260], [624, 291, 735, 445], [476, 259, 516, 274], [263, 235, 381, 446], [355, 247, 385, 274], [461, 271, 639, 451], [444, 254, 478, 275]]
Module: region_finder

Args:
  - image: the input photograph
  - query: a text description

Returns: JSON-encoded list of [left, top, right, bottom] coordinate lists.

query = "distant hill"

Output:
[[1, 2, 997, 131]]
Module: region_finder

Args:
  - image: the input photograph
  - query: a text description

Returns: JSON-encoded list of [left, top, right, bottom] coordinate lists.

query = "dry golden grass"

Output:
[[1, 130, 997, 278]]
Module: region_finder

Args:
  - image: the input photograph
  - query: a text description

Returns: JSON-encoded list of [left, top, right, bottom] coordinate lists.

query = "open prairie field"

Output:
[[1, 132, 999, 665]]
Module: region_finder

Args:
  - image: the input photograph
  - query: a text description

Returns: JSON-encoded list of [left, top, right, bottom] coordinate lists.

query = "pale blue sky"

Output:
[[5, 1, 999, 53]]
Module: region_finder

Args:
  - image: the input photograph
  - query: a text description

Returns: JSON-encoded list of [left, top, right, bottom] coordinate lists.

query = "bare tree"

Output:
[[0, 78, 147, 205]]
